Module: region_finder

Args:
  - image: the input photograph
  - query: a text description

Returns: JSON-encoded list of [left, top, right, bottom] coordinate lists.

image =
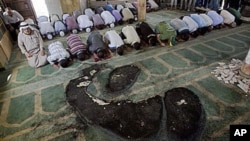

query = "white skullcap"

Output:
[[110, 23, 115, 28], [47, 34, 53, 40], [86, 27, 91, 33], [72, 29, 78, 34], [59, 31, 65, 37]]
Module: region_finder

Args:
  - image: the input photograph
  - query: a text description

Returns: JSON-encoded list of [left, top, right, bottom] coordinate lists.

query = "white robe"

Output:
[[18, 27, 47, 68]]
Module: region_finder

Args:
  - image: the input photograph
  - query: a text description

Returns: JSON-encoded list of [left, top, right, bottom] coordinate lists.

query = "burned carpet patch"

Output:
[[106, 65, 141, 93], [66, 65, 206, 140], [66, 75, 162, 139], [66, 64, 161, 139], [164, 87, 206, 141]]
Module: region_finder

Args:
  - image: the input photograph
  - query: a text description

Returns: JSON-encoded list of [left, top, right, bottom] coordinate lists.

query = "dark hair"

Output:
[[190, 31, 199, 38], [198, 27, 207, 35], [180, 32, 189, 41], [235, 19, 242, 26], [97, 49, 105, 58], [214, 24, 221, 29], [128, 19, 134, 24], [117, 46, 124, 55], [133, 42, 140, 50], [149, 36, 157, 46], [96, 25, 106, 30], [59, 58, 69, 68], [208, 26, 213, 32], [118, 20, 123, 25], [77, 52, 85, 61]]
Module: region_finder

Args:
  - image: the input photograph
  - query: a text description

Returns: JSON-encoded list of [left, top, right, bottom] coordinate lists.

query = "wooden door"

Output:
[[60, 0, 80, 14]]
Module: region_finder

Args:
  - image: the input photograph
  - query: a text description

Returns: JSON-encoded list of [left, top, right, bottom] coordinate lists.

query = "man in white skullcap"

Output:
[[18, 22, 48, 68]]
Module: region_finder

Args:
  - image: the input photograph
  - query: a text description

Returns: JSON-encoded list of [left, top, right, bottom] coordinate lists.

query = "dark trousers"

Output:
[[196, 0, 209, 7], [9, 22, 20, 42]]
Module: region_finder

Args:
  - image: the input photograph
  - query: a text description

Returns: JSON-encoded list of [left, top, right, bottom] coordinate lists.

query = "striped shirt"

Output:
[[47, 41, 70, 65], [67, 34, 87, 55]]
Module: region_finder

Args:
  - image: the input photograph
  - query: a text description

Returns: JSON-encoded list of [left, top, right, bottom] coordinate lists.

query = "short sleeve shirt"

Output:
[[47, 41, 70, 64], [104, 30, 124, 48], [87, 31, 106, 54]]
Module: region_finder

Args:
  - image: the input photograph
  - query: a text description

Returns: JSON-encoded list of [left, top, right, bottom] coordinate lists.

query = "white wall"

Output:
[[32, 0, 88, 18], [45, 0, 88, 17], [80, 0, 87, 11], [45, 0, 63, 18], [31, 0, 49, 17]]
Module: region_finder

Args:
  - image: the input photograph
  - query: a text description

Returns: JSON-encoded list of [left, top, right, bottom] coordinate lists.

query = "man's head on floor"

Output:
[[59, 58, 70, 68]]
